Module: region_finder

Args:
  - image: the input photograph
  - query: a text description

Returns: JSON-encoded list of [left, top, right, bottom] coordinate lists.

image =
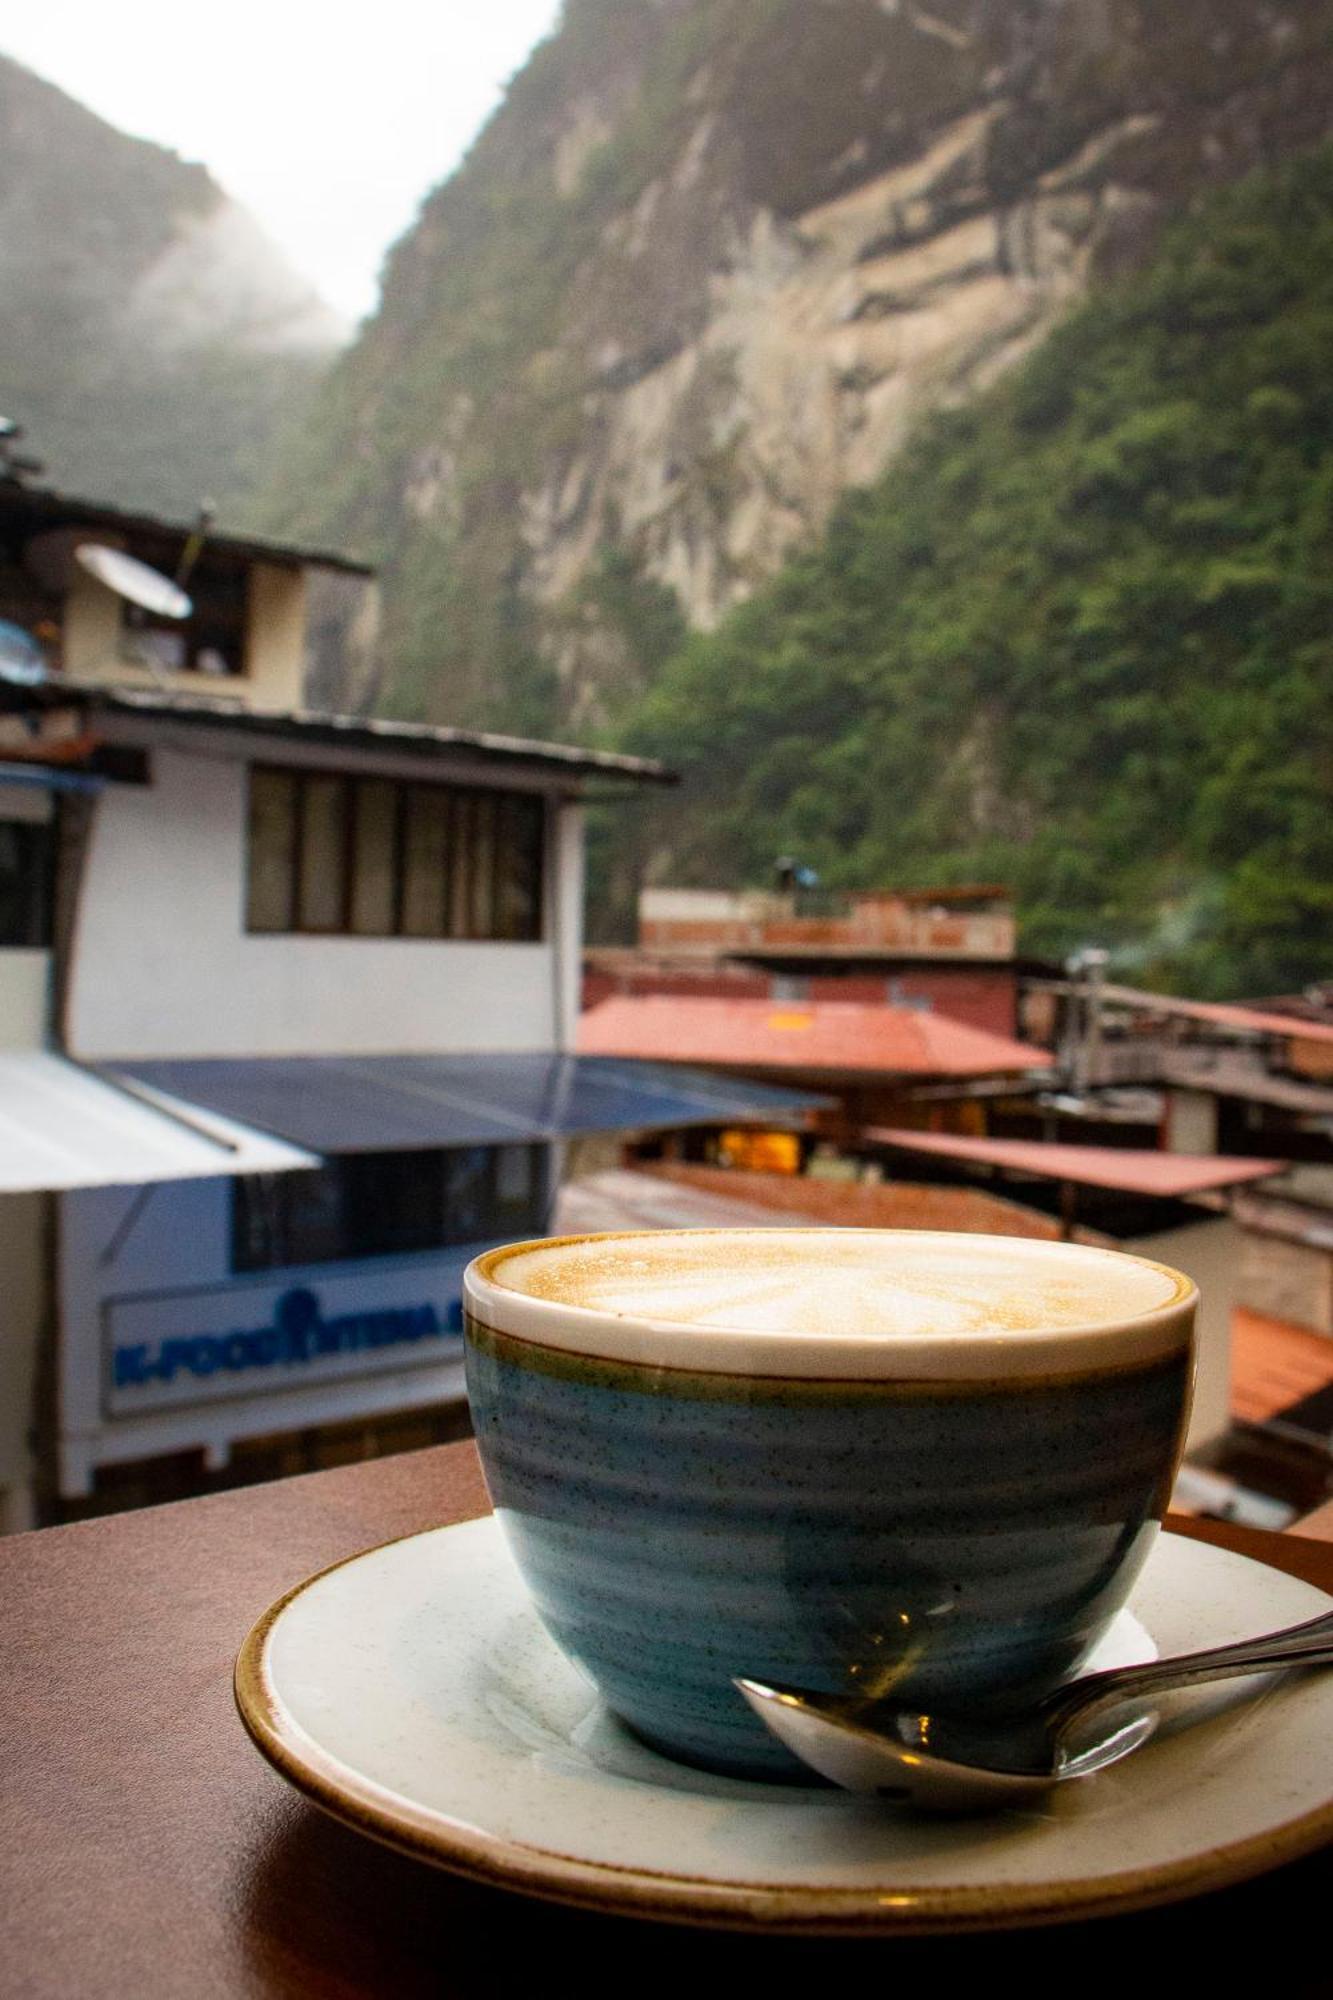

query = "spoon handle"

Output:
[[1043, 1602, 1333, 1738]]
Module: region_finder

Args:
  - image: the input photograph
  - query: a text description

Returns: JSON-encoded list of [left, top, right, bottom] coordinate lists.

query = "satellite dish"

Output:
[[0, 620, 47, 687], [76, 544, 192, 620]]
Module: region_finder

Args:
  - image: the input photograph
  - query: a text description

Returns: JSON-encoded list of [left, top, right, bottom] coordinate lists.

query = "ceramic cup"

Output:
[[463, 1228, 1197, 1778]]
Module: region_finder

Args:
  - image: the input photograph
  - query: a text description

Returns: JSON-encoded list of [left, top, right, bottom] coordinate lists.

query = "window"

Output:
[[232, 1144, 547, 1272], [122, 565, 248, 678], [0, 821, 52, 948], [245, 766, 545, 941]]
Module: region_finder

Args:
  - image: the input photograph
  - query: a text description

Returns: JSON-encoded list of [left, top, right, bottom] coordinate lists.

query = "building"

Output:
[[577, 992, 1050, 1150], [1027, 973, 1333, 1158], [0, 471, 376, 713], [862, 1128, 1287, 1452], [0, 481, 816, 1528], [587, 883, 1032, 1036]]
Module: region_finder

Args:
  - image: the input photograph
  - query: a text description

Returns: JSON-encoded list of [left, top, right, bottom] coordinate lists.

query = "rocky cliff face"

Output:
[[259, 0, 1333, 728], [0, 56, 344, 522]]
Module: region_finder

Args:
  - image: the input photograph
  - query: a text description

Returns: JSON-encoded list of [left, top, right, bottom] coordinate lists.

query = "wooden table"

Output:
[[4, 1440, 1333, 1997]]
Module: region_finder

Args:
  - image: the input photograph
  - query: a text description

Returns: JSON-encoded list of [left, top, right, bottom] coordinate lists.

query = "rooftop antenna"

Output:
[[174, 499, 216, 589]]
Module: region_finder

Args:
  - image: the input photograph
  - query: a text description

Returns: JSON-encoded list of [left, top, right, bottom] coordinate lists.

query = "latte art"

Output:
[[492, 1230, 1182, 1338]]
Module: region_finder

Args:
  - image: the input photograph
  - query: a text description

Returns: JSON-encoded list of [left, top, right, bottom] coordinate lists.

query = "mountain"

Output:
[[257, 0, 1333, 729], [0, 55, 344, 522], [614, 147, 1333, 997]]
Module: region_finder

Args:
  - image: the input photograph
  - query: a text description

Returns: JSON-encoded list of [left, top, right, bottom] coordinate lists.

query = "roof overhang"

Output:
[[0, 1054, 315, 1194], [868, 1127, 1286, 1198], [0, 480, 374, 577], [103, 1053, 827, 1154], [0, 683, 675, 790]]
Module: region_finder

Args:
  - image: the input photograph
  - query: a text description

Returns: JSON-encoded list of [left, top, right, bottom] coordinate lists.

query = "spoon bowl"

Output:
[[736, 1600, 1333, 1811]]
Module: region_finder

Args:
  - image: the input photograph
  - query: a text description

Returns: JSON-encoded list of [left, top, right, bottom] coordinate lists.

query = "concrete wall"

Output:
[[246, 563, 305, 711], [1164, 1088, 1219, 1155], [0, 783, 51, 1050], [61, 566, 122, 678], [0, 955, 48, 1049], [1127, 1216, 1239, 1454], [65, 748, 567, 1059], [1240, 1228, 1333, 1337]]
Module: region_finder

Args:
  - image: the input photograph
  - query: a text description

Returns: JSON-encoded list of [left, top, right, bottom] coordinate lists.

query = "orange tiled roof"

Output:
[[577, 995, 1048, 1078], [1232, 1308, 1333, 1426]]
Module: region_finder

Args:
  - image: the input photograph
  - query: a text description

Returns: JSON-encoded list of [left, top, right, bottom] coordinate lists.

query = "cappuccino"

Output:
[[491, 1229, 1182, 1338]]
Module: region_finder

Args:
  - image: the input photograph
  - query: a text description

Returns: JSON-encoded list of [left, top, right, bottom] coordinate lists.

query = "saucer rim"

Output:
[[233, 1518, 1333, 1936]]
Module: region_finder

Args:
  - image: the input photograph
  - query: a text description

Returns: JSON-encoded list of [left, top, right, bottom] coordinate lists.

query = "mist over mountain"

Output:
[[257, 0, 1333, 732], [0, 54, 344, 522]]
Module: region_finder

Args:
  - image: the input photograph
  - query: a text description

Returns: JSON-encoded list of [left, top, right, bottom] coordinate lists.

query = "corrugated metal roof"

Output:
[[5, 682, 675, 787], [1097, 983, 1333, 1048], [0, 1054, 315, 1192], [106, 1053, 825, 1153], [869, 1127, 1285, 1196], [577, 995, 1049, 1078], [0, 479, 374, 576]]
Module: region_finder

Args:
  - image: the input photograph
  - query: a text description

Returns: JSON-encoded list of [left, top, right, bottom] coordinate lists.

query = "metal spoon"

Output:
[[736, 1601, 1333, 1811]]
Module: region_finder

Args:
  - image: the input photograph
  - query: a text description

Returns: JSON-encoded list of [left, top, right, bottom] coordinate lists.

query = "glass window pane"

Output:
[[493, 1144, 544, 1233], [401, 786, 451, 937], [443, 1147, 492, 1242], [247, 770, 297, 932], [494, 794, 544, 941], [349, 779, 399, 936], [469, 794, 497, 939], [344, 1150, 442, 1256], [297, 775, 348, 931], [446, 791, 473, 939], [275, 1165, 346, 1266]]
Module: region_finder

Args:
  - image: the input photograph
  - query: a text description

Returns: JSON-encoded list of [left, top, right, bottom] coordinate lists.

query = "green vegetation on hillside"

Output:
[[615, 148, 1333, 997]]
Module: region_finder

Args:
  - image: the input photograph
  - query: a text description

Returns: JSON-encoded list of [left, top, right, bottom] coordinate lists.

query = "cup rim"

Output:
[[464, 1228, 1197, 1382]]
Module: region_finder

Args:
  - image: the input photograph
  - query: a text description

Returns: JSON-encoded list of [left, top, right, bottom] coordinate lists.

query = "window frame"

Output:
[[230, 1143, 549, 1273], [245, 764, 546, 943]]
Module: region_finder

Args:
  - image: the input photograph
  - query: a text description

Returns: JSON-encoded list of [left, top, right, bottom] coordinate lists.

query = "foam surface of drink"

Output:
[[493, 1231, 1181, 1337]]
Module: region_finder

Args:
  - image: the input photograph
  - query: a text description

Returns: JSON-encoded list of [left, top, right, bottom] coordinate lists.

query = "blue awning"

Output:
[[103, 1053, 825, 1156]]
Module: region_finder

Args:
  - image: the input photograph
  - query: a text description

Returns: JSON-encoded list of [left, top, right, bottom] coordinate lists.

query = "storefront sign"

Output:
[[103, 1266, 465, 1415]]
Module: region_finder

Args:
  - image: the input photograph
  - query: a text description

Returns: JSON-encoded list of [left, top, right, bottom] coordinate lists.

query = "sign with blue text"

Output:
[[103, 1263, 466, 1416]]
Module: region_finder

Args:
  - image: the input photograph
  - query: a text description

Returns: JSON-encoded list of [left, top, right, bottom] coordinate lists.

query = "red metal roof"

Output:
[[869, 1128, 1285, 1196], [1100, 983, 1333, 1047], [576, 996, 1049, 1078]]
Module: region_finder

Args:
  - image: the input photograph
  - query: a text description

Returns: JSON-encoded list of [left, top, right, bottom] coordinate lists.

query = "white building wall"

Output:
[[553, 800, 585, 1053], [1127, 1216, 1239, 1455], [65, 748, 565, 1059], [0, 953, 48, 1049]]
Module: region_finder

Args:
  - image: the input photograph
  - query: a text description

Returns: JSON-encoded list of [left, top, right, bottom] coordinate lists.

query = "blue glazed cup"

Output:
[[463, 1229, 1196, 1779]]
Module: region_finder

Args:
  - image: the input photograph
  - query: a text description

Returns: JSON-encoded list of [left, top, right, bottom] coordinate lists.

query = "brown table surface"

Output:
[[5, 1441, 1333, 1998]]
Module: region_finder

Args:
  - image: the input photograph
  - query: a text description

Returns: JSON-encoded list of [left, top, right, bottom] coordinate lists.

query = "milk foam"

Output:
[[493, 1231, 1181, 1337]]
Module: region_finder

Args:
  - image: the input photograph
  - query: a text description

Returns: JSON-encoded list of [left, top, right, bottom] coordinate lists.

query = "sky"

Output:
[[1, 2, 563, 328]]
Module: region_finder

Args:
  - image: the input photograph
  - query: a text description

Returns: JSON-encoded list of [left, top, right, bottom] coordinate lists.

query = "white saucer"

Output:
[[235, 1516, 1333, 1933]]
